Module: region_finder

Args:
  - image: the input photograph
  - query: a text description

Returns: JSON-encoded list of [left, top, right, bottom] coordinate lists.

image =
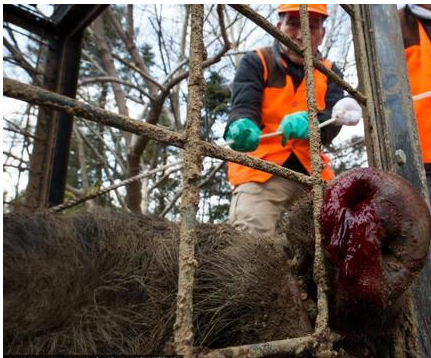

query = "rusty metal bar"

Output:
[[3, 78, 314, 186], [228, 4, 367, 105], [299, 5, 333, 356], [203, 335, 317, 358], [173, 6, 205, 356]]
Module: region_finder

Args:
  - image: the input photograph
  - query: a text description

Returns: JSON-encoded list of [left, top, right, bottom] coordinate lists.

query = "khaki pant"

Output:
[[228, 175, 307, 238]]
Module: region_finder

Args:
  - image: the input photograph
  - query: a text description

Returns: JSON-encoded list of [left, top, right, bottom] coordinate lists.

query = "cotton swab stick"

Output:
[[413, 90, 431, 101]]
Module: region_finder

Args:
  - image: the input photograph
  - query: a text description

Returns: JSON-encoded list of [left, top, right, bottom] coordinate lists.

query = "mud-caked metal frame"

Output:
[[3, 4, 428, 358]]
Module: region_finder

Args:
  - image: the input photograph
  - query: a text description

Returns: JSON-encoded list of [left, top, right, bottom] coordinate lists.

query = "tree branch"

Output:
[[79, 76, 154, 101], [105, 7, 159, 95], [72, 124, 90, 194], [3, 151, 29, 165], [3, 37, 40, 83], [78, 117, 127, 173], [3, 126, 37, 140], [74, 125, 126, 208], [160, 161, 225, 217], [112, 53, 166, 92]]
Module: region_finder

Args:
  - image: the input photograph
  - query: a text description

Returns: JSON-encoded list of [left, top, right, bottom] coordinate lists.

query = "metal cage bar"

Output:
[[3, 4, 430, 358], [174, 5, 205, 356], [3, 78, 313, 186], [299, 6, 331, 354]]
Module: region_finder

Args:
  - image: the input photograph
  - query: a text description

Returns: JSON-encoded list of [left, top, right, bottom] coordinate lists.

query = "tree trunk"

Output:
[[92, 15, 132, 149]]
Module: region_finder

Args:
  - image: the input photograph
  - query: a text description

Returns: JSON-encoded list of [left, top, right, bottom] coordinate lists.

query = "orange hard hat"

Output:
[[278, 4, 328, 17]]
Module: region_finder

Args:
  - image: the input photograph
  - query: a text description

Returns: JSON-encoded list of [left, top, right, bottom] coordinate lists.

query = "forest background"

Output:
[[2, 4, 367, 220]]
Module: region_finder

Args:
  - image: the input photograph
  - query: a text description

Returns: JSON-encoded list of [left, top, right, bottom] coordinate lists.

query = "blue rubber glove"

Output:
[[277, 111, 309, 146], [225, 118, 261, 152]]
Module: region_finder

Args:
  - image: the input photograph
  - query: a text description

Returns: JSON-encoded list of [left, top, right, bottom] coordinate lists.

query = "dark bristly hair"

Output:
[[4, 206, 315, 354]]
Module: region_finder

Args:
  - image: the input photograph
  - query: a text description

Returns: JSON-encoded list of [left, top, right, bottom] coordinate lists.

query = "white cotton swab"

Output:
[[413, 90, 431, 101]]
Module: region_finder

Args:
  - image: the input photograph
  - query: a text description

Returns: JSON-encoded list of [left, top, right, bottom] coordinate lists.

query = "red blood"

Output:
[[321, 168, 431, 312], [322, 173, 387, 306]]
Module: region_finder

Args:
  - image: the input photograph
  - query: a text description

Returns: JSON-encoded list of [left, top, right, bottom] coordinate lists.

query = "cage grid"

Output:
[[2, 4, 356, 357], [3, 4, 429, 358]]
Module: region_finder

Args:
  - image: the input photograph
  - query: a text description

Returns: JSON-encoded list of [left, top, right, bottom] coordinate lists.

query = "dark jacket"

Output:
[[399, 6, 431, 49], [225, 42, 344, 174]]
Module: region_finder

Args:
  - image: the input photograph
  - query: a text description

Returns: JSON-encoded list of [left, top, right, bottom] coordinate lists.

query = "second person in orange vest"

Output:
[[399, 4, 431, 205], [224, 4, 359, 238]]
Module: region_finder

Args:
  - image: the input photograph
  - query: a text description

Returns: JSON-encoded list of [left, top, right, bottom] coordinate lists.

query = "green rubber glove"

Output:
[[225, 118, 261, 152], [277, 111, 309, 146]]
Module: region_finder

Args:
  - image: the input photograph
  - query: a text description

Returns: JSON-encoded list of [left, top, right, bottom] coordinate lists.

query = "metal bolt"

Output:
[[395, 149, 407, 166]]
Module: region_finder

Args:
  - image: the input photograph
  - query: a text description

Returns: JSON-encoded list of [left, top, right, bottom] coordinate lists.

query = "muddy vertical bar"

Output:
[[174, 5, 205, 357], [299, 5, 332, 356]]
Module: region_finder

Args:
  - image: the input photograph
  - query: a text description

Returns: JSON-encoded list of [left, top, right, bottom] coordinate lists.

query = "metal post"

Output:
[[358, 4, 430, 357], [5, 5, 108, 209], [48, 5, 109, 206], [47, 31, 84, 206]]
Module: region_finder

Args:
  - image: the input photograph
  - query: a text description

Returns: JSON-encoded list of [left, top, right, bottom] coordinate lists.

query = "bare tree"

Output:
[[3, 5, 361, 218]]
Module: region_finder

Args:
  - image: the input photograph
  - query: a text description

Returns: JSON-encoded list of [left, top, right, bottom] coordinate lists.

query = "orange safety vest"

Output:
[[405, 21, 431, 164], [228, 48, 335, 186]]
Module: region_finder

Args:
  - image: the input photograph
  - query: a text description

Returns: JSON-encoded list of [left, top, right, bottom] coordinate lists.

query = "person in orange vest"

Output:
[[399, 4, 431, 204], [224, 4, 361, 238]]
